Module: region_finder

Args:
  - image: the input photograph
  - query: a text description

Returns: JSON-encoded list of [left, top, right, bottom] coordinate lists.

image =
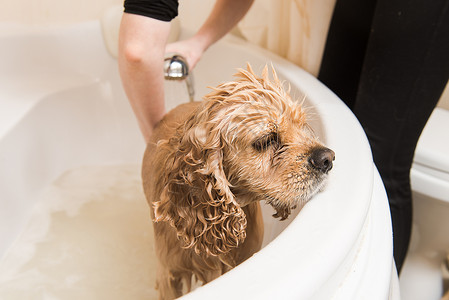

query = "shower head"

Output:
[[164, 54, 189, 80], [163, 54, 195, 102]]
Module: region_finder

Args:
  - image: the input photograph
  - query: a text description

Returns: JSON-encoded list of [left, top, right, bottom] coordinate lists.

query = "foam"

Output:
[[0, 164, 158, 299]]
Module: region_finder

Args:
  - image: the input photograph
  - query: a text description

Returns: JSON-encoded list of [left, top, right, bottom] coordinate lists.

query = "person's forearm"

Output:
[[194, 0, 254, 52], [165, 0, 254, 69]]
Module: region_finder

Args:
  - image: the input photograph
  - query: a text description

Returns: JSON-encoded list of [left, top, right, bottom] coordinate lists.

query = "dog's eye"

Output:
[[252, 133, 279, 151]]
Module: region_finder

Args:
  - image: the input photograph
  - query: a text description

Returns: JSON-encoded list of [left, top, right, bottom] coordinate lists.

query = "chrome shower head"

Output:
[[163, 54, 195, 102], [164, 54, 189, 80]]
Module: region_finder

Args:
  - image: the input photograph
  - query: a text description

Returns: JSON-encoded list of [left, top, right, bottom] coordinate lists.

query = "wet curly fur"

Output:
[[142, 64, 334, 299]]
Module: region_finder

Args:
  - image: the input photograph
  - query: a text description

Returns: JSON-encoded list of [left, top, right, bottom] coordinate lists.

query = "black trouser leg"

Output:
[[318, 0, 378, 108], [320, 0, 449, 273], [354, 0, 449, 273]]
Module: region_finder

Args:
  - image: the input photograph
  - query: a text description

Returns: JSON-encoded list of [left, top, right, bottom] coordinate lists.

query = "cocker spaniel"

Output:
[[142, 64, 335, 299]]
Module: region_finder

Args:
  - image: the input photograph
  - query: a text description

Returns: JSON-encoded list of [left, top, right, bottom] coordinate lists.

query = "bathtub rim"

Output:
[[0, 21, 396, 299]]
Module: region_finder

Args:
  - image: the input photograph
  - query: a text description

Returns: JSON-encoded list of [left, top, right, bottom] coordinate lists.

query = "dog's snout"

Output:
[[309, 147, 335, 173]]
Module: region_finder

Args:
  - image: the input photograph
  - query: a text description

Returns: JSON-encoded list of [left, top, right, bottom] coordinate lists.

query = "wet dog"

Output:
[[142, 64, 335, 299]]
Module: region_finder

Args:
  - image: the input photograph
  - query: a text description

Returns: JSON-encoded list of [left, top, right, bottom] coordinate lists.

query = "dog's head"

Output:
[[154, 64, 334, 258]]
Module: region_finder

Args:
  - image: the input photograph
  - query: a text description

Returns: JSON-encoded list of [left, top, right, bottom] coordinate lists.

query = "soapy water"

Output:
[[0, 165, 159, 300]]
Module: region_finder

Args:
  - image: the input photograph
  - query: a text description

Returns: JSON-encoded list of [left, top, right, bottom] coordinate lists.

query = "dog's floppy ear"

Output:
[[153, 121, 247, 258]]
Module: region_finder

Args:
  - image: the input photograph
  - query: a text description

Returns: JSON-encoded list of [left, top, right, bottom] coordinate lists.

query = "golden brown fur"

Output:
[[443, 254, 449, 300], [142, 64, 334, 299], [443, 290, 449, 300]]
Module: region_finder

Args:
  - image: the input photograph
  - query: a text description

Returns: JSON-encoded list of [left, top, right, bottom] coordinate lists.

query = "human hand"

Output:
[[165, 37, 206, 71]]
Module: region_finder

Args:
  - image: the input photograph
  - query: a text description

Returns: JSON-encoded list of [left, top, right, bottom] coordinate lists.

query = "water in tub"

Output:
[[0, 164, 159, 299]]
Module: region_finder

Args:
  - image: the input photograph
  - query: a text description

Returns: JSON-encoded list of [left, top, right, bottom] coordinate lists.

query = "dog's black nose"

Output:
[[309, 147, 335, 173]]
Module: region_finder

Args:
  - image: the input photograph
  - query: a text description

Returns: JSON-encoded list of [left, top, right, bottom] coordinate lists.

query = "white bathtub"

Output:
[[0, 20, 399, 299]]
